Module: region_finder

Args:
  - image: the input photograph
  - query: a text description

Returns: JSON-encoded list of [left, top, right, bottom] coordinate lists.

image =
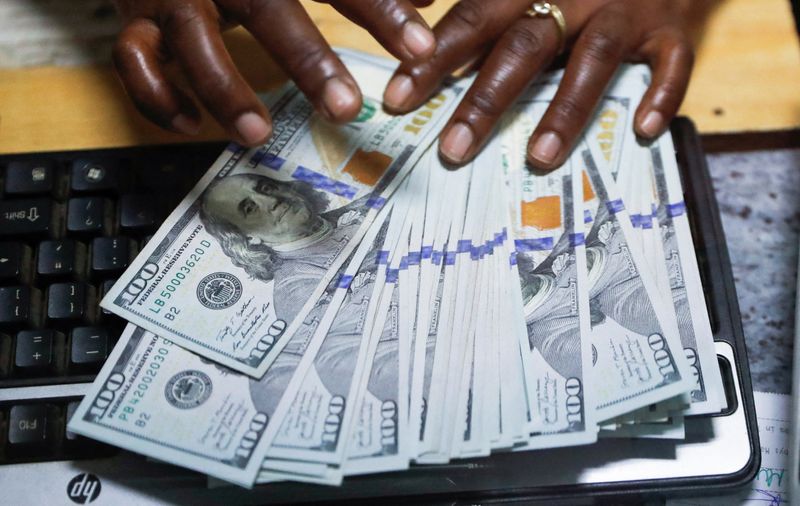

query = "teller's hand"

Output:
[[382, 0, 695, 170], [112, 0, 436, 146]]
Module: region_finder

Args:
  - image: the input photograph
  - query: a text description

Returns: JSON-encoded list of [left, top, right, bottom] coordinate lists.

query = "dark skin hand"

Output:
[[383, 0, 696, 170], [112, 0, 436, 146]]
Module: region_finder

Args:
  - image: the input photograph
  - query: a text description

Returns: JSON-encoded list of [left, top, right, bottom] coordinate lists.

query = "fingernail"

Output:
[[440, 122, 474, 163], [640, 110, 664, 138], [384, 74, 414, 110], [402, 21, 435, 57], [171, 114, 200, 136], [322, 77, 360, 120], [529, 131, 562, 166], [235, 112, 271, 145]]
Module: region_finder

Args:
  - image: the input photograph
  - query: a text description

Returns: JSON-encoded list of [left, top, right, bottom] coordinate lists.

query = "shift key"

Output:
[[0, 199, 55, 238]]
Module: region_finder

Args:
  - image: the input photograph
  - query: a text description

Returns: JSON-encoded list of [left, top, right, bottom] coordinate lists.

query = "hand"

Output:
[[382, 0, 696, 170], [112, 0, 437, 146]]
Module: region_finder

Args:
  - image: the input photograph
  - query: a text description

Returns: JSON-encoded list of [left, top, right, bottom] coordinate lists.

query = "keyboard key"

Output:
[[65, 401, 80, 442], [66, 197, 111, 236], [0, 242, 32, 284], [119, 194, 160, 234], [70, 158, 124, 193], [36, 240, 86, 281], [0, 333, 11, 378], [0, 286, 41, 330], [14, 330, 62, 375], [0, 198, 55, 239], [4, 160, 55, 196], [7, 404, 52, 454], [98, 279, 116, 314], [69, 327, 109, 372], [46, 282, 93, 326], [90, 237, 134, 279]]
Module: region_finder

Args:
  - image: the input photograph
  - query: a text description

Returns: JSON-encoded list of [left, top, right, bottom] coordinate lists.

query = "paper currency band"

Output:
[[292, 166, 357, 199], [569, 233, 585, 247], [525, 2, 567, 55], [606, 199, 625, 215], [667, 201, 687, 217], [259, 153, 286, 170], [366, 196, 387, 209], [515, 237, 555, 252], [337, 274, 354, 289]]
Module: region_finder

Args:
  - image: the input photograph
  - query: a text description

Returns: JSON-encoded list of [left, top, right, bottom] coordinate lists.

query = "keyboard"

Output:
[[0, 142, 226, 467]]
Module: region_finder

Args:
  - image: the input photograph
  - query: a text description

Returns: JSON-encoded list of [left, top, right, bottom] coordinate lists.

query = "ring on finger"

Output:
[[525, 2, 567, 55]]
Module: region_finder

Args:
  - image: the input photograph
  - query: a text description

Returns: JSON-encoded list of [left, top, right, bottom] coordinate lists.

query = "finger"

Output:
[[160, 0, 271, 146], [239, 0, 362, 123], [438, 16, 561, 164], [329, 0, 436, 60], [383, 0, 532, 112], [112, 19, 201, 135], [634, 29, 694, 138], [411, 0, 435, 6], [527, 5, 635, 170]]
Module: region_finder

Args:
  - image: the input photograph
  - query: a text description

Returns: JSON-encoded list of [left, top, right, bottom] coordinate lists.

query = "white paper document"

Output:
[[668, 391, 791, 506]]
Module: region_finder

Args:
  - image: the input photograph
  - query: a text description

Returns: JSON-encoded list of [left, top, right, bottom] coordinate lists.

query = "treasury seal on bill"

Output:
[[196, 272, 243, 310], [165, 370, 213, 409]]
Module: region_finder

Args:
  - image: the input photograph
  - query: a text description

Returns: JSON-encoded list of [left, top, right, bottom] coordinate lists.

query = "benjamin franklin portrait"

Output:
[[199, 173, 369, 324]]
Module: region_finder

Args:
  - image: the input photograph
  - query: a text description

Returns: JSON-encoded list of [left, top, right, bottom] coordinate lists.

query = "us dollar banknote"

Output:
[[345, 279, 407, 474], [500, 104, 596, 448], [101, 52, 467, 377], [70, 206, 394, 487], [650, 139, 725, 414], [580, 146, 694, 420], [264, 208, 398, 466], [67, 326, 273, 486]]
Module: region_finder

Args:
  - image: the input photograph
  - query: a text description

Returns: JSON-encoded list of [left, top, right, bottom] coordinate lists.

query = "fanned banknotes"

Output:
[[70, 51, 724, 487], [100, 50, 468, 377]]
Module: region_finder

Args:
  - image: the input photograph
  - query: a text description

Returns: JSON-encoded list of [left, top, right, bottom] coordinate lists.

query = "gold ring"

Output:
[[525, 2, 567, 55]]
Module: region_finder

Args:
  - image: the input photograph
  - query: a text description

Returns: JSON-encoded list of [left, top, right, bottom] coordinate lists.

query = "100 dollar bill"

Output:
[[101, 52, 467, 377], [67, 326, 272, 486], [580, 146, 694, 420]]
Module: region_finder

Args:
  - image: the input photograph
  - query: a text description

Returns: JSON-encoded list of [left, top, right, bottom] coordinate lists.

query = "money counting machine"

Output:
[[0, 118, 758, 504]]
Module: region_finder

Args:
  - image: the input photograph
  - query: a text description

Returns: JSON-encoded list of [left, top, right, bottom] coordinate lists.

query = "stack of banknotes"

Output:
[[67, 49, 725, 487]]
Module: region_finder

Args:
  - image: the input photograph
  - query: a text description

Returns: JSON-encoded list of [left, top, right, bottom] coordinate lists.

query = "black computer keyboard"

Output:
[[0, 142, 226, 466]]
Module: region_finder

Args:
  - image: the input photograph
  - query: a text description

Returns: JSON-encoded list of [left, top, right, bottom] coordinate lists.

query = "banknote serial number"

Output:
[[119, 344, 172, 429], [149, 240, 213, 320]]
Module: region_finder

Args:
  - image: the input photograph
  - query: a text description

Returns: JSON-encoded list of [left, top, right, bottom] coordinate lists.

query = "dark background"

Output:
[[793, 0, 800, 32]]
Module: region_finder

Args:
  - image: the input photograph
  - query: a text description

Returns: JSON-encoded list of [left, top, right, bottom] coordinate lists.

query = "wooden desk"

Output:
[[1, 0, 798, 154]]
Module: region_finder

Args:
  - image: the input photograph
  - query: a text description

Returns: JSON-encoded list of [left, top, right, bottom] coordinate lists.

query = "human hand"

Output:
[[112, 0, 437, 146], [382, 0, 695, 170]]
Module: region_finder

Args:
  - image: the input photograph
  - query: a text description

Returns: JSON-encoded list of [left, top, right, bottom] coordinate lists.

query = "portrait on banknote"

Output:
[[199, 173, 370, 320]]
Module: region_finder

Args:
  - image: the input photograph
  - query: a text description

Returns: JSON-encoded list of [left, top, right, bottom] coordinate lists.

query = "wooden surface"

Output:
[[0, 0, 798, 154]]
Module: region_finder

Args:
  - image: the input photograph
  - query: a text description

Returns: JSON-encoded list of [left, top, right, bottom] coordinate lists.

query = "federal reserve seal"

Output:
[[197, 272, 242, 309], [165, 370, 213, 409]]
